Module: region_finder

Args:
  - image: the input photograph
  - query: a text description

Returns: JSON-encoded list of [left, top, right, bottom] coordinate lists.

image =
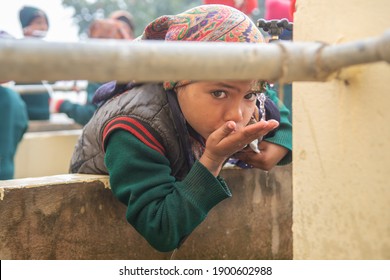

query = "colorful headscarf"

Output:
[[138, 4, 265, 90]]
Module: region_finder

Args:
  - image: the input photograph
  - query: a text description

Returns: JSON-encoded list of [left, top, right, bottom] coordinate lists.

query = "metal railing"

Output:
[[11, 82, 86, 94], [0, 30, 389, 84]]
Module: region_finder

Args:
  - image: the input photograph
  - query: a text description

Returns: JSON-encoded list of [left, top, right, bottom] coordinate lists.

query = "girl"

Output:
[[70, 4, 292, 252]]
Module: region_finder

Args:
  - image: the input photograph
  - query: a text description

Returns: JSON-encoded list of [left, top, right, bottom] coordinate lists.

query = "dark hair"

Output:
[[116, 15, 135, 32], [109, 10, 135, 32]]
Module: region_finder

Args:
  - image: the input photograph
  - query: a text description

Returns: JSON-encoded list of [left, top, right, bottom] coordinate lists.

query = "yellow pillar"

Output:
[[293, 0, 390, 259]]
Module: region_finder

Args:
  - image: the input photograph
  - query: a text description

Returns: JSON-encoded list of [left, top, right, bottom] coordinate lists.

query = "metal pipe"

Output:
[[11, 83, 86, 94], [1, 30, 389, 84]]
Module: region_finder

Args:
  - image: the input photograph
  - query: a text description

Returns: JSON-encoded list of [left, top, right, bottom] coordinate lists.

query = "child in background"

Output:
[[51, 10, 136, 125], [0, 31, 29, 180], [109, 10, 136, 39], [19, 5, 49, 38], [70, 4, 292, 252], [18, 5, 50, 120]]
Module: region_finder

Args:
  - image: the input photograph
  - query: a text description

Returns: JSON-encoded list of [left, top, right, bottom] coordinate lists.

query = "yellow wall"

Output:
[[293, 0, 390, 259], [14, 130, 81, 178]]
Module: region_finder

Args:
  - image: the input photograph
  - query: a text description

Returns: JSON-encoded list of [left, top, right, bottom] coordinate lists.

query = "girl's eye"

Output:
[[211, 90, 227, 99], [244, 92, 258, 101]]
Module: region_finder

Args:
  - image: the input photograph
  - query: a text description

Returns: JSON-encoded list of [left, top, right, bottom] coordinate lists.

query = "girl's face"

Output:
[[24, 16, 49, 37], [176, 80, 260, 140]]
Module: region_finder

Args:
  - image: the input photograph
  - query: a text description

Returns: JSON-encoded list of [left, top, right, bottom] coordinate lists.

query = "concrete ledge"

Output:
[[27, 113, 82, 133], [0, 165, 292, 260], [27, 120, 82, 133]]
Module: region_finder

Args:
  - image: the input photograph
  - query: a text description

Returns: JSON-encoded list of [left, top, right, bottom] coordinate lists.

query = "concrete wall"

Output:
[[14, 130, 81, 178], [14, 113, 82, 179], [7, 114, 293, 259], [293, 0, 390, 259], [0, 166, 292, 260]]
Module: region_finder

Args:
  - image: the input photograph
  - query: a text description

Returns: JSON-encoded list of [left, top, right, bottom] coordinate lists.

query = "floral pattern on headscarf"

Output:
[[138, 4, 265, 90]]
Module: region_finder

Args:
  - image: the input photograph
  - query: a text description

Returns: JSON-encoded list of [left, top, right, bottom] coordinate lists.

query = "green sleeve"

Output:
[[0, 86, 28, 179], [59, 82, 101, 126], [104, 130, 231, 252], [59, 101, 97, 126], [265, 88, 293, 165]]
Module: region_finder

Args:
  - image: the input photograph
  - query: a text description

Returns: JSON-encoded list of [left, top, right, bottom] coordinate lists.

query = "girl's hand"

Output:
[[199, 119, 279, 176], [235, 141, 289, 171]]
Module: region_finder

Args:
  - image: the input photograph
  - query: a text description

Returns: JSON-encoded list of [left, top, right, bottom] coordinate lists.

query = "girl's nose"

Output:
[[224, 102, 244, 123]]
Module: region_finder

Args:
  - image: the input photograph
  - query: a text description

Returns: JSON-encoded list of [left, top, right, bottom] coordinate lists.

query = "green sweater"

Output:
[[20, 91, 50, 120], [0, 86, 28, 179], [16, 81, 50, 120], [105, 130, 232, 252], [59, 82, 100, 126], [265, 88, 292, 165], [104, 87, 292, 252]]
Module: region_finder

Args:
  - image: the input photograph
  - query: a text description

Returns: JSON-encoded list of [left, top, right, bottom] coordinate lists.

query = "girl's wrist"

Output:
[[199, 153, 225, 177]]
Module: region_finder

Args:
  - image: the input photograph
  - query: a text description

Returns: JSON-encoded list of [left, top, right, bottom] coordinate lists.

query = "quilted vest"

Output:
[[69, 83, 190, 180]]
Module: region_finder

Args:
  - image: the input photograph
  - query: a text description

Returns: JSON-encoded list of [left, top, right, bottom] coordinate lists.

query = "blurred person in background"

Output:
[[51, 10, 136, 126], [19, 5, 49, 38], [109, 10, 136, 39], [17, 5, 51, 121], [0, 30, 29, 180]]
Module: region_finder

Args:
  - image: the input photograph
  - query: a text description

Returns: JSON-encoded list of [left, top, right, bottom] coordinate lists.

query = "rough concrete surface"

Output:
[[0, 165, 292, 260]]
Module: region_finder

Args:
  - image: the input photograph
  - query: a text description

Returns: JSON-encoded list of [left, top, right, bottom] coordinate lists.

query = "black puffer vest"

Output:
[[70, 83, 191, 180]]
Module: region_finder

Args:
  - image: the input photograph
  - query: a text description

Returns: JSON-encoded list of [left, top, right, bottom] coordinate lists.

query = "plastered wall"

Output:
[[14, 130, 81, 178], [293, 0, 390, 259], [0, 167, 292, 260]]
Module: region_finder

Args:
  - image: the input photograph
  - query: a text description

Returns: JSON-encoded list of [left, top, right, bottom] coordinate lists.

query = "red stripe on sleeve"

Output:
[[122, 117, 165, 153], [104, 123, 165, 155], [102, 117, 166, 155]]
